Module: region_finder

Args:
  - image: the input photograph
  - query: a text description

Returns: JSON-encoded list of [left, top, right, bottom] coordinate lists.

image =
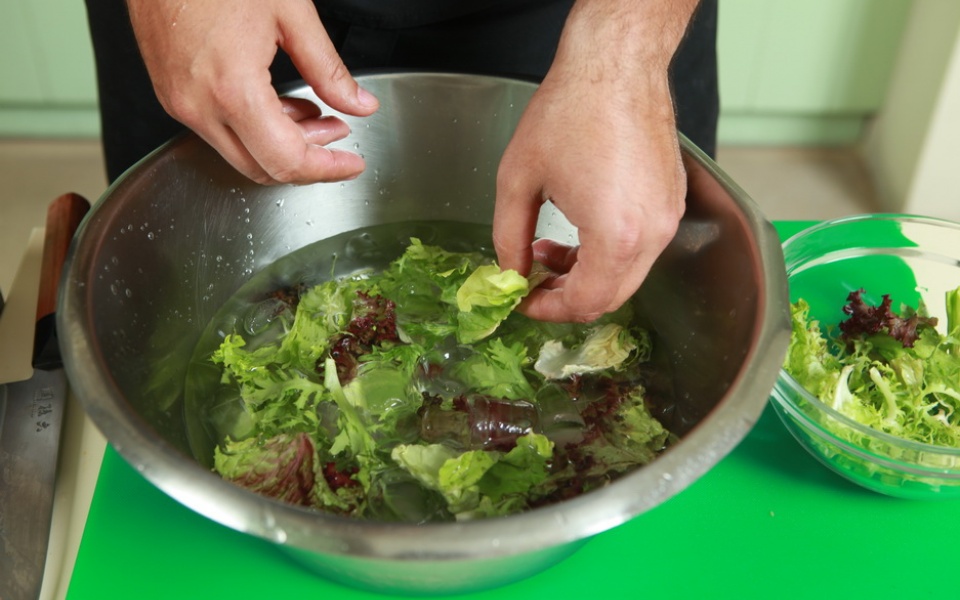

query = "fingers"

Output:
[[492, 185, 539, 278], [491, 65, 688, 323], [280, 97, 323, 122], [129, 0, 378, 186], [278, 3, 379, 118], [518, 243, 643, 324], [281, 98, 352, 145], [187, 79, 366, 185], [517, 215, 680, 323], [215, 4, 377, 185], [531, 238, 579, 274]]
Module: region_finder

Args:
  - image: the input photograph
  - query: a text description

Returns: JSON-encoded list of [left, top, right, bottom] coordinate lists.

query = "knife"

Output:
[[0, 193, 90, 600]]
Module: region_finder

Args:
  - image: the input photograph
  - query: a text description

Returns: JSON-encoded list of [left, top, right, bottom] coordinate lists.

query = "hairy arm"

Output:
[[493, 0, 701, 322]]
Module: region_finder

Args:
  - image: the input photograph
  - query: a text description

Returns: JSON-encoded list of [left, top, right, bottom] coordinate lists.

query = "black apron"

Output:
[[84, 0, 717, 182], [318, 0, 510, 28]]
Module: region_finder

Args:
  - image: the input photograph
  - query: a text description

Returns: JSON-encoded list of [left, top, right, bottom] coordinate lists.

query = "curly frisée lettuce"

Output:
[[785, 286, 960, 451], [207, 239, 672, 522]]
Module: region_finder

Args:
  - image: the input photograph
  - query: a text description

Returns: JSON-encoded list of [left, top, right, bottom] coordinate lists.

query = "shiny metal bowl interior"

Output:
[[59, 72, 789, 594]]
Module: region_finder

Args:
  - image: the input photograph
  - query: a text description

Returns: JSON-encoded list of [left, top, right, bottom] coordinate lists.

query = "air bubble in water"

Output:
[[242, 297, 288, 336], [344, 232, 379, 261]]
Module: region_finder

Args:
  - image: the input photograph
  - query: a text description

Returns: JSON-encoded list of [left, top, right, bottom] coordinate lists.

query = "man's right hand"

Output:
[[126, 0, 379, 185]]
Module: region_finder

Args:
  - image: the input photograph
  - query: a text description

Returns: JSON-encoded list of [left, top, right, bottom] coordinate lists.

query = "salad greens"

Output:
[[785, 286, 960, 447], [209, 239, 671, 522]]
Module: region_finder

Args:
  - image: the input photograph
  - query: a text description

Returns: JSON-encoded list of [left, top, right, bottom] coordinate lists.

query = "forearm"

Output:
[[493, 0, 698, 321], [553, 0, 701, 83]]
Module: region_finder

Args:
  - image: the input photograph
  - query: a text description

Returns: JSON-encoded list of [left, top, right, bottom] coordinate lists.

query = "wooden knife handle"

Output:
[[35, 192, 91, 323]]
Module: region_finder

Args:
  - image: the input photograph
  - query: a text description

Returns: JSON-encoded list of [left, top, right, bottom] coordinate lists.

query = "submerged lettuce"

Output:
[[209, 239, 671, 521], [535, 323, 640, 380], [392, 432, 553, 518]]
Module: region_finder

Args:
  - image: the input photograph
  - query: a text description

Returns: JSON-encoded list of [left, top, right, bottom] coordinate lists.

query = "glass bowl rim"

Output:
[[780, 212, 960, 257]]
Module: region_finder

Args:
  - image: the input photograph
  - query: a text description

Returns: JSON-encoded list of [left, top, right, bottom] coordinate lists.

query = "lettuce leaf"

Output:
[[207, 237, 671, 521], [377, 238, 480, 346], [785, 288, 960, 448], [391, 432, 553, 519], [449, 338, 537, 400], [948, 286, 960, 347], [214, 432, 317, 506], [783, 299, 843, 400], [211, 334, 326, 436], [535, 323, 639, 380], [455, 265, 530, 344]]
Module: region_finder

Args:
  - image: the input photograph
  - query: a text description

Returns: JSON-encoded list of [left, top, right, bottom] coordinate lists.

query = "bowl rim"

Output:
[[775, 212, 960, 460], [780, 212, 960, 251], [58, 71, 792, 562]]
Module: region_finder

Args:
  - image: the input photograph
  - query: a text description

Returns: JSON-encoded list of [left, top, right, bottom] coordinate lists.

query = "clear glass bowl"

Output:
[[770, 214, 960, 499]]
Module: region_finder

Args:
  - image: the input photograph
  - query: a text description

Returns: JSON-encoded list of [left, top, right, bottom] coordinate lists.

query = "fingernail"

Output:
[[357, 86, 378, 108]]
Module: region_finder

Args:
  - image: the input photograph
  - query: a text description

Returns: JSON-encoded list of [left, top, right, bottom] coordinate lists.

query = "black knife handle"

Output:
[[33, 192, 91, 369]]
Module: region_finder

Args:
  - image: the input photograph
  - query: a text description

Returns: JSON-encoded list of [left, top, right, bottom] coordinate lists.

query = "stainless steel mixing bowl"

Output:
[[59, 72, 789, 594]]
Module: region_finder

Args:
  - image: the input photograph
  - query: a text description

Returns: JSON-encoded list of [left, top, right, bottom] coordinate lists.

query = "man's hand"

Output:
[[493, 0, 699, 322], [126, 0, 379, 185]]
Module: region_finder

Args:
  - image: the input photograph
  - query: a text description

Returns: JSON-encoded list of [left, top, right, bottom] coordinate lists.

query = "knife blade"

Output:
[[0, 193, 90, 600]]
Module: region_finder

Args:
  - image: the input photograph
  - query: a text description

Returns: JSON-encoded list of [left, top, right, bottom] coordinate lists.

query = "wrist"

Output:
[[555, 0, 700, 78]]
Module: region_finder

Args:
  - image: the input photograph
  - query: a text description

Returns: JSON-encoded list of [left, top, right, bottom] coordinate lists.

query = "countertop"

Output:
[[10, 221, 960, 599]]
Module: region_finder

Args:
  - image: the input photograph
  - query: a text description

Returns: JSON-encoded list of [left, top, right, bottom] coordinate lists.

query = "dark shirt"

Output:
[[85, 0, 718, 181], [318, 0, 508, 28]]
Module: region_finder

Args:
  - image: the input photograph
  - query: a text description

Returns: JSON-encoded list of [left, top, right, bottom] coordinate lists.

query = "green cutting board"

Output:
[[68, 222, 952, 599]]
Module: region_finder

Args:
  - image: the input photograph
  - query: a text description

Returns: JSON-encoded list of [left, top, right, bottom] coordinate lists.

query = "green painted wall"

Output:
[[0, 0, 99, 136], [716, 0, 913, 144], [0, 0, 914, 145]]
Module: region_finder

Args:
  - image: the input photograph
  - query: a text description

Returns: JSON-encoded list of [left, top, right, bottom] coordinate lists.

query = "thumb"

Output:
[[277, 4, 379, 117]]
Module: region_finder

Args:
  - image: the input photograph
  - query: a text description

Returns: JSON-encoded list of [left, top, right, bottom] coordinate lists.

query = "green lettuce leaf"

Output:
[[455, 265, 530, 344], [783, 299, 843, 399], [786, 292, 960, 449], [207, 237, 671, 521], [323, 357, 380, 485], [211, 334, 326, 436], [278, 277, 365, 372], [535, 323, 639, 380], [377, 239, 482, 346], [391, 433, 553, 519], [449, 338, 538, 400], [947, 286, 960, 342], [476, 432, 553, 499]]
